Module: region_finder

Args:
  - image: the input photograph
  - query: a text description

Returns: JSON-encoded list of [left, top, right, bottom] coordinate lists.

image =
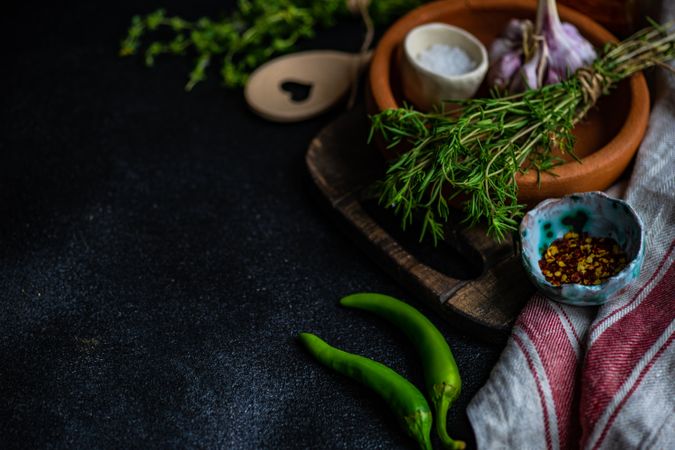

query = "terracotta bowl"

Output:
[[368, 0, 650, 206]]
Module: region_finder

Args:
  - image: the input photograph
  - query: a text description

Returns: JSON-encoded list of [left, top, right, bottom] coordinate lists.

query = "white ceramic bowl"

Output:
[[401, 22, 488, 111]]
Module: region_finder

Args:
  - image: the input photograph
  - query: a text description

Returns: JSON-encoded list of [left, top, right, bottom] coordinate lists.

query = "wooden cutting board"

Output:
[[306, 108, 534, 340]]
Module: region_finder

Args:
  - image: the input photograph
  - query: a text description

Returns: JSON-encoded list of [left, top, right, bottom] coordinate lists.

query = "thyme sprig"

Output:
[[371, 21, 675, 243], [120, 0, 424, 90]]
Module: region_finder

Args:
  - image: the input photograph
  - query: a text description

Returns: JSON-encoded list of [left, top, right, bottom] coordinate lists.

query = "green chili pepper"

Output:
[[298, 332, 433, 450], [340, 293, 466, 450]]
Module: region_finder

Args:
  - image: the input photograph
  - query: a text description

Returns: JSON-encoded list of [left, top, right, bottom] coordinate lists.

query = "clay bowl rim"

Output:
[[369, 0, 650, 199]]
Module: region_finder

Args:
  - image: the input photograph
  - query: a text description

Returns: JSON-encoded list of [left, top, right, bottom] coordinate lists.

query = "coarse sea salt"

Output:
[[416, 44, 477, 76]]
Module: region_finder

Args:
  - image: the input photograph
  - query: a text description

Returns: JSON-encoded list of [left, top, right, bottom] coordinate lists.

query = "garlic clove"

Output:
[[503, 18, 526, 41], [488, 51, 523, 89], [488, 0, 597, 92], [487, 19, 528, 90], [489, 37, 518, 63], [538, 0, 596, 83], [546, 65, 564, 84], [559, 22, 596, 65], [510, 48, 543, 91]]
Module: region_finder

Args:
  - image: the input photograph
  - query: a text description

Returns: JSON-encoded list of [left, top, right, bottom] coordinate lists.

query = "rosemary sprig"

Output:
[[371, 21, 675, 243], [120, 0, 425, 90]]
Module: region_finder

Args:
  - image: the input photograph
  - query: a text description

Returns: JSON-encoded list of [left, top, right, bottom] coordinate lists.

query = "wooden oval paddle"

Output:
[[244, 50, 371, 122]]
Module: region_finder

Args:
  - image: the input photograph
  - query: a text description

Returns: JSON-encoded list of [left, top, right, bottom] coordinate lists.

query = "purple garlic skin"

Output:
[[487, 19, 526, 89], [510, 44, 544, 92], [487, 0, 597, 92], [490, 51, 523, 90], [545, 21, 597, 84]]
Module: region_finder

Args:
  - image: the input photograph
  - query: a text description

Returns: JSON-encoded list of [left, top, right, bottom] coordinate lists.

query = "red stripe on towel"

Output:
[[519, 299, 581, 449], [590, 241, 674, 336], [592, 332, 674, 450], [581, 261, 675, 444], [558, 305, 581, 345], [514, 332, 554, 450]]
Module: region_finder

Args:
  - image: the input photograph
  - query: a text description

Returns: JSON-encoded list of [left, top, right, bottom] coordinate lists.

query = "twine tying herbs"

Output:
[[576, 67, 610, 108], [371, 20, 675, 243]]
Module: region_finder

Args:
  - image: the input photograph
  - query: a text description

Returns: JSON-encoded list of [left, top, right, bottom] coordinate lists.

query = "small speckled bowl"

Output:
[[520, 192, 645, 305]]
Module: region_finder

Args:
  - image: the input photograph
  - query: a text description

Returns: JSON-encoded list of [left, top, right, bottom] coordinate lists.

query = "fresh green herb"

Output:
[[371, 21, 675, 243], [120, 0, 425, 90]]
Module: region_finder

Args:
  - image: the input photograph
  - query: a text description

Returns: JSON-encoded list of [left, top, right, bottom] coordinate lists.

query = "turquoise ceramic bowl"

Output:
[[519, 192, 645, 305]]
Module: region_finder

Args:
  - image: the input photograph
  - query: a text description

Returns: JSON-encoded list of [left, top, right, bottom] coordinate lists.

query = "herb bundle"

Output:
[[120, 0, 424, 90], [371, 21, 675, 243]]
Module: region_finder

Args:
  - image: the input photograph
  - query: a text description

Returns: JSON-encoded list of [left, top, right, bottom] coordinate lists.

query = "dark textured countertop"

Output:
[[0, 1, 504, 448]]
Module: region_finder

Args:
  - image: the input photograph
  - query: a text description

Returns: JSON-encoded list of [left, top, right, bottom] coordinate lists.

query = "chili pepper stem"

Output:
[[404, 411, 434, 450], [433, 383, 466, 450]]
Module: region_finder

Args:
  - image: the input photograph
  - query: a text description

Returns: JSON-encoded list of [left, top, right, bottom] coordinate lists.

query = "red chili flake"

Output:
[[538, 232, 628, 286]]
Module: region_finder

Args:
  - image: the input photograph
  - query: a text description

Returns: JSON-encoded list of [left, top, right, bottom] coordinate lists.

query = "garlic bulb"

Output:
[[487, 0, 597, 92]]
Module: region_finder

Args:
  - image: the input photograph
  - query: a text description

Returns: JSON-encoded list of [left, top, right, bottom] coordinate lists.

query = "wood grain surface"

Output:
[[306, 108, 534, 340]]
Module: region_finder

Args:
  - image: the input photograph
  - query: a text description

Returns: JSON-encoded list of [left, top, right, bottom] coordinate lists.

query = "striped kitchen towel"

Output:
[[466, 5, 675, 450]]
